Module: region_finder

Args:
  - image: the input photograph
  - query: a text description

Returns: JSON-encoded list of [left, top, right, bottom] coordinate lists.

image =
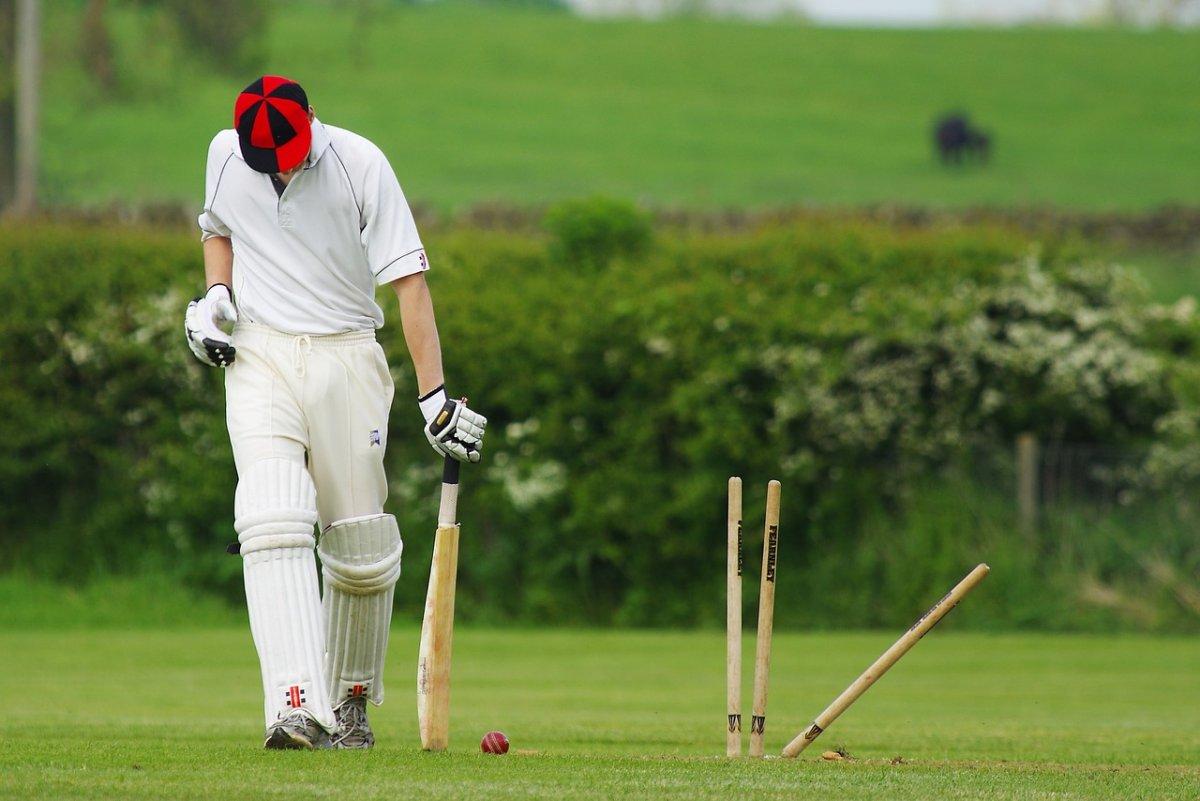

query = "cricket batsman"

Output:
[[184, 76, 487, 750]]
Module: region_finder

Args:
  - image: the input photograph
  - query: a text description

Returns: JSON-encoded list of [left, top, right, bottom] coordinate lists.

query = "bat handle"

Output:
[[442, 456, 461, 486], [438, 456, 461, 526]]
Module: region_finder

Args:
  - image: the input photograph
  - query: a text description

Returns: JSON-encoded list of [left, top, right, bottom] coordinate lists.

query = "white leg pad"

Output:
[[235, 458, 335, 730], [319, 514, 402, 707]]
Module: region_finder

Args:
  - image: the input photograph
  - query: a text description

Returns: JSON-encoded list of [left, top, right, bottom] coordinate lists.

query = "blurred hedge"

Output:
[[2, 212, 1197, 630]]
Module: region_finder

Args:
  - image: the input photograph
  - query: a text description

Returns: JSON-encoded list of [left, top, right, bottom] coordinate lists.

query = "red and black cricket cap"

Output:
[[234, 76, 311, 174]]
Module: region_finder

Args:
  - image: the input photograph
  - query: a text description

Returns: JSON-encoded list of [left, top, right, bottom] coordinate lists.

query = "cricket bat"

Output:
[[417, 456, 461, 751]]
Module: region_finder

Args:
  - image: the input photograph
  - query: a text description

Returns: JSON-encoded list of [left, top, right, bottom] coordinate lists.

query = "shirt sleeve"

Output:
[[360, 146, 428, 285], [197, 132, 234, 242]]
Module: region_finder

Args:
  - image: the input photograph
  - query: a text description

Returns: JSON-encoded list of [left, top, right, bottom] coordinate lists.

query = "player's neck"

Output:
[[276, 154, 310, 186]]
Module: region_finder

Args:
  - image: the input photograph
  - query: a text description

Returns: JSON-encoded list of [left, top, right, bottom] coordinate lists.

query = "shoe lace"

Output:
[[332, 698, 369, 746], [276, 709, 313, 732]]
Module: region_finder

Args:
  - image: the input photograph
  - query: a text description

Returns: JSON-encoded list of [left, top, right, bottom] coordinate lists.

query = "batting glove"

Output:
[[185, 283, 238, 367], [419, 386, 487, 463]]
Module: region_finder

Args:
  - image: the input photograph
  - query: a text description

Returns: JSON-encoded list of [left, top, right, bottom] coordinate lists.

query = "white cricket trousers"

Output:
[[225, 322, 399, 730], [225, 322, 395, 526]]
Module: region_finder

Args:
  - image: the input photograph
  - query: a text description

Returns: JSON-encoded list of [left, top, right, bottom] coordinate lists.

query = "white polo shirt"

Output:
[[197, 119, 428, 335]]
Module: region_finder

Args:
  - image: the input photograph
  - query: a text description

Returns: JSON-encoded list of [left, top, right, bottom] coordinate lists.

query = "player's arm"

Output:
[[186, 136, 239, 367], [204, 235, 234, 289], [362, 139, 485, 463], [185, 240, 238, 367], [392, 272, 444, 396], [391, 273, 486, 463]]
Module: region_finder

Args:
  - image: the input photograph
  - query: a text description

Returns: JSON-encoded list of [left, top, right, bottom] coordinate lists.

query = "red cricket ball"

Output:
[[480, 730, 510, 755]]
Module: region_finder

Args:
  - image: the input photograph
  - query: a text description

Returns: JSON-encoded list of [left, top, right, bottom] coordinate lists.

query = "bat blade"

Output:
[[417, 523, 460, 751]]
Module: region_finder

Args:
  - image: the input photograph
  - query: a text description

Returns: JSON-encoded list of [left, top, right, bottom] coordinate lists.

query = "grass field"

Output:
[[42, 3, 1200, 210], [1, 628, 1196, 800]]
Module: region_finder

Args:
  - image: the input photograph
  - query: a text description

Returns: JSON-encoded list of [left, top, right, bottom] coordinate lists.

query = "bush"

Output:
[[0, 225, 236, 595], [1, 218, 1197, 630], [543, 197, 652, 270]]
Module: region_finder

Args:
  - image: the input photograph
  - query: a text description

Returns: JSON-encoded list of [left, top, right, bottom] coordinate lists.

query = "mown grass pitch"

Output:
[[43, 4, 1200, 210], [0, 629, 1196, 799]]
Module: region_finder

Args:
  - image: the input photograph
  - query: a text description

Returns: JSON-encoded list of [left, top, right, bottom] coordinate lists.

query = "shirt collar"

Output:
[[306, 118, 331, 167], [229, 117, 331, 170]]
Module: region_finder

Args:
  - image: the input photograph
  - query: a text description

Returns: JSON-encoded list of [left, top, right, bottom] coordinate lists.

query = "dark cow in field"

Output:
[[934, 113, 991, 165]]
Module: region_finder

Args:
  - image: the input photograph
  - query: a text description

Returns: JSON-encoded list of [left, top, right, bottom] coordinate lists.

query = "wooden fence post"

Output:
[[1016, 433, 1039, 539], [14, 0, 39, 216]]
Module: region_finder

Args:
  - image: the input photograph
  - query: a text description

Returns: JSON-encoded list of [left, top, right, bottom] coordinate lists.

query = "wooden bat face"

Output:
[[417, 523, 460, 751]]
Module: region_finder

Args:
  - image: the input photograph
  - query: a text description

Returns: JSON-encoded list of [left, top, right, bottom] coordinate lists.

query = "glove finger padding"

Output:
[[440, 437, 479, 464], [456, 406, 487, 441], [423, 393, 487, 464], [448, 410, 485, 463], [202, 336, 237, 367]]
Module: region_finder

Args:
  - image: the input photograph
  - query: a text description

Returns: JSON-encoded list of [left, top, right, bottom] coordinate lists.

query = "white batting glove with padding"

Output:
[[185, 283, 238, 367], [419, 386, 487, 463]]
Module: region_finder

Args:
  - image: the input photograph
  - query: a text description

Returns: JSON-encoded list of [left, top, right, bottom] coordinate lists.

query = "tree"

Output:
[[135, 0, 267, 74], [0, 0, 15, 210], [11, 0, 37, 216], [81, 0, 115, 94], [1104, 0, 1200, 24]]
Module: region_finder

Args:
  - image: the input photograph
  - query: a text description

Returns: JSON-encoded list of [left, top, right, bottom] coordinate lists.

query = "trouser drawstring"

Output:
[[293, 335, 312, 378]]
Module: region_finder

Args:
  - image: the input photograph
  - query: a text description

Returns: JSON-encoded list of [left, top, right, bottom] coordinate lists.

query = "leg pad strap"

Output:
[[235, 457, 319, 554]]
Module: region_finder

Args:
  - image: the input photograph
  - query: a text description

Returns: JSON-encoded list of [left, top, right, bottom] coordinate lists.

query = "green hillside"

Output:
[[42, 3, 1200, 210]]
